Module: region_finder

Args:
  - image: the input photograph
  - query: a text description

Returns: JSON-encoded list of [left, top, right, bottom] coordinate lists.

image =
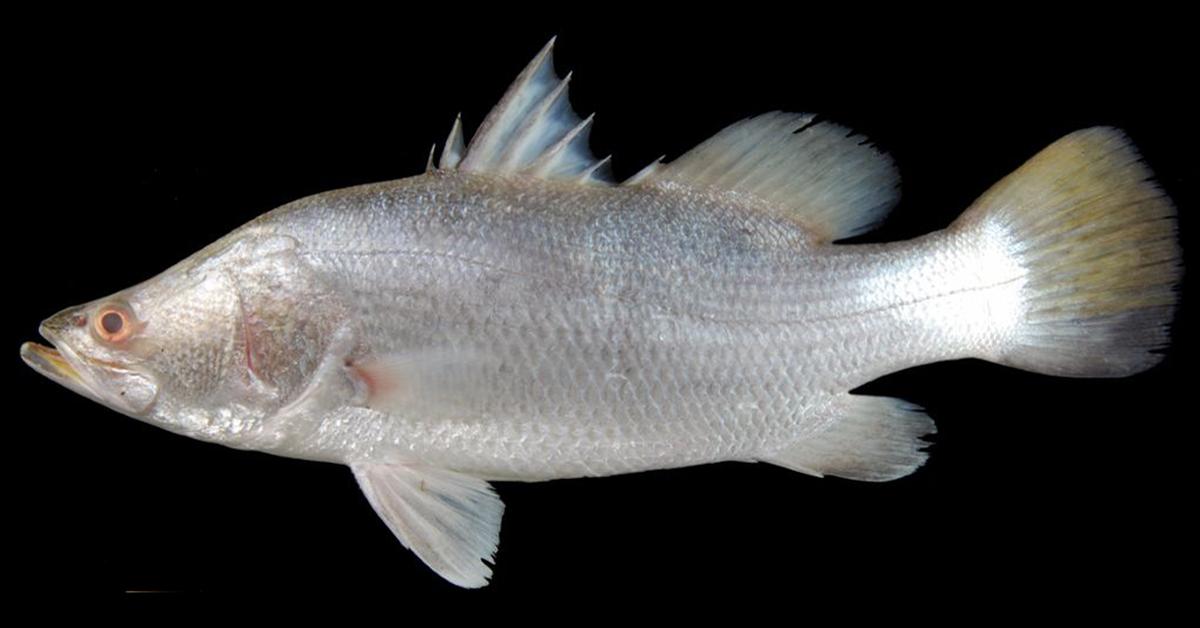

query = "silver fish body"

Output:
[[22, 40, 1180, 587], [246, 171, 1003, 479]]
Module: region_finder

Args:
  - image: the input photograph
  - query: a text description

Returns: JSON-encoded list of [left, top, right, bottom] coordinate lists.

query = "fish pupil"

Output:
[[101, 312, 124, 334]]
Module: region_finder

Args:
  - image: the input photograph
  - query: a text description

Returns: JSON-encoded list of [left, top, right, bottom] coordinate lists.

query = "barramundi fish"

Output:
[[20, 39, 1182, 587]]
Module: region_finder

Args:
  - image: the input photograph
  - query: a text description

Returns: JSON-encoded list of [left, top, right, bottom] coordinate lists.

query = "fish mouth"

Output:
[[21, 341, 92, 398], [21, 328, 158, 415]]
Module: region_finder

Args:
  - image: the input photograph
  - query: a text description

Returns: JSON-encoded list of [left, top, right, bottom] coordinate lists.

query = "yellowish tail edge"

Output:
[[957, 127, 1181, 377]]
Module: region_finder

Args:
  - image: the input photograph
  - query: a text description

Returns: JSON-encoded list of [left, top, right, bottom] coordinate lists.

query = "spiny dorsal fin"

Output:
[[440, 38, 611, 185], [627, 112, 900, 242], [625, 155, 665, 185], [424, 143, 437, 173], [439, 113, 465, 169]]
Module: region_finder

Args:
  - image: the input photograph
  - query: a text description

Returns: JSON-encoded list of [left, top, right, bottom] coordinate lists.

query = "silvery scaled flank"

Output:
[[20, 39, 1182, 587]]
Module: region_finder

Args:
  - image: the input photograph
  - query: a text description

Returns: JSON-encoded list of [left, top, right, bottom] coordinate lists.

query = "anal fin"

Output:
[[763, 396, 936, 482], [351, 462, 505, 588]]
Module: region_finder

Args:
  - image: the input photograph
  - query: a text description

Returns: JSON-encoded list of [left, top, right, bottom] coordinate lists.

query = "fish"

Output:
[[20, 38, 1182, 588]]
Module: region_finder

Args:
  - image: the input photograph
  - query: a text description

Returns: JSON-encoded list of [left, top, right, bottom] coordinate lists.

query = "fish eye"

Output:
[[93, 304, 135, 344]]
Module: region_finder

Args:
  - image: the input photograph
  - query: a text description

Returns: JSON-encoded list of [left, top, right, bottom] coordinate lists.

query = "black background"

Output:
[[9, 9, 1195, 608]]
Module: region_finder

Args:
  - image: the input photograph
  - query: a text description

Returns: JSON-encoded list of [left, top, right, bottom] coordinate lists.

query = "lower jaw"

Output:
[[20, 341, 92, 398]]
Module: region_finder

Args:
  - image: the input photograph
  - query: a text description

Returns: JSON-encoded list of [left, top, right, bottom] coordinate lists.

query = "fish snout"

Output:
[[39, 305, 89, 341]]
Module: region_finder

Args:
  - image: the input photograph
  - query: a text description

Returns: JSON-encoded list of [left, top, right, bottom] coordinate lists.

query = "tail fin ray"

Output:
[[958, 127, 1181, 377]]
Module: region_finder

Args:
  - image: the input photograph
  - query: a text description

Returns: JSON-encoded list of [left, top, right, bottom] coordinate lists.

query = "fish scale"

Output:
[[21, 40, 1180, 588]]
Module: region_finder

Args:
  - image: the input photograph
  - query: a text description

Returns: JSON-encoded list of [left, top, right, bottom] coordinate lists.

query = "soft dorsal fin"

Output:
[[627, 112, 900, 242], [440, 38, 611, 185]]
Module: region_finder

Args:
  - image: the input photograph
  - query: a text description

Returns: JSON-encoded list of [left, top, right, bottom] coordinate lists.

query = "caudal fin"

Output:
[[958, 127, 1181, 377]]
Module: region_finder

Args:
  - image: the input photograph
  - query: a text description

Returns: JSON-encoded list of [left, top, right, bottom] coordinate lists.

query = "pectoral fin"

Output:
[[351, 462, 505, 588]]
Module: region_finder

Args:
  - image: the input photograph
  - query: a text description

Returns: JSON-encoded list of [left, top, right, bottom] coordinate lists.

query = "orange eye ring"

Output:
[[93, 304, 136, 344]]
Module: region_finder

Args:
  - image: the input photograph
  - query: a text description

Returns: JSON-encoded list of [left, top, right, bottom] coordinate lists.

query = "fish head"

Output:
[[23, 299, 161, 419], [22, 230, 344, 446]]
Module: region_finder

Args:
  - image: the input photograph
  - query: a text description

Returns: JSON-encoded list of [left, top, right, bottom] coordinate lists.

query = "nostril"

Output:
[[72, 314, 87, 327]]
